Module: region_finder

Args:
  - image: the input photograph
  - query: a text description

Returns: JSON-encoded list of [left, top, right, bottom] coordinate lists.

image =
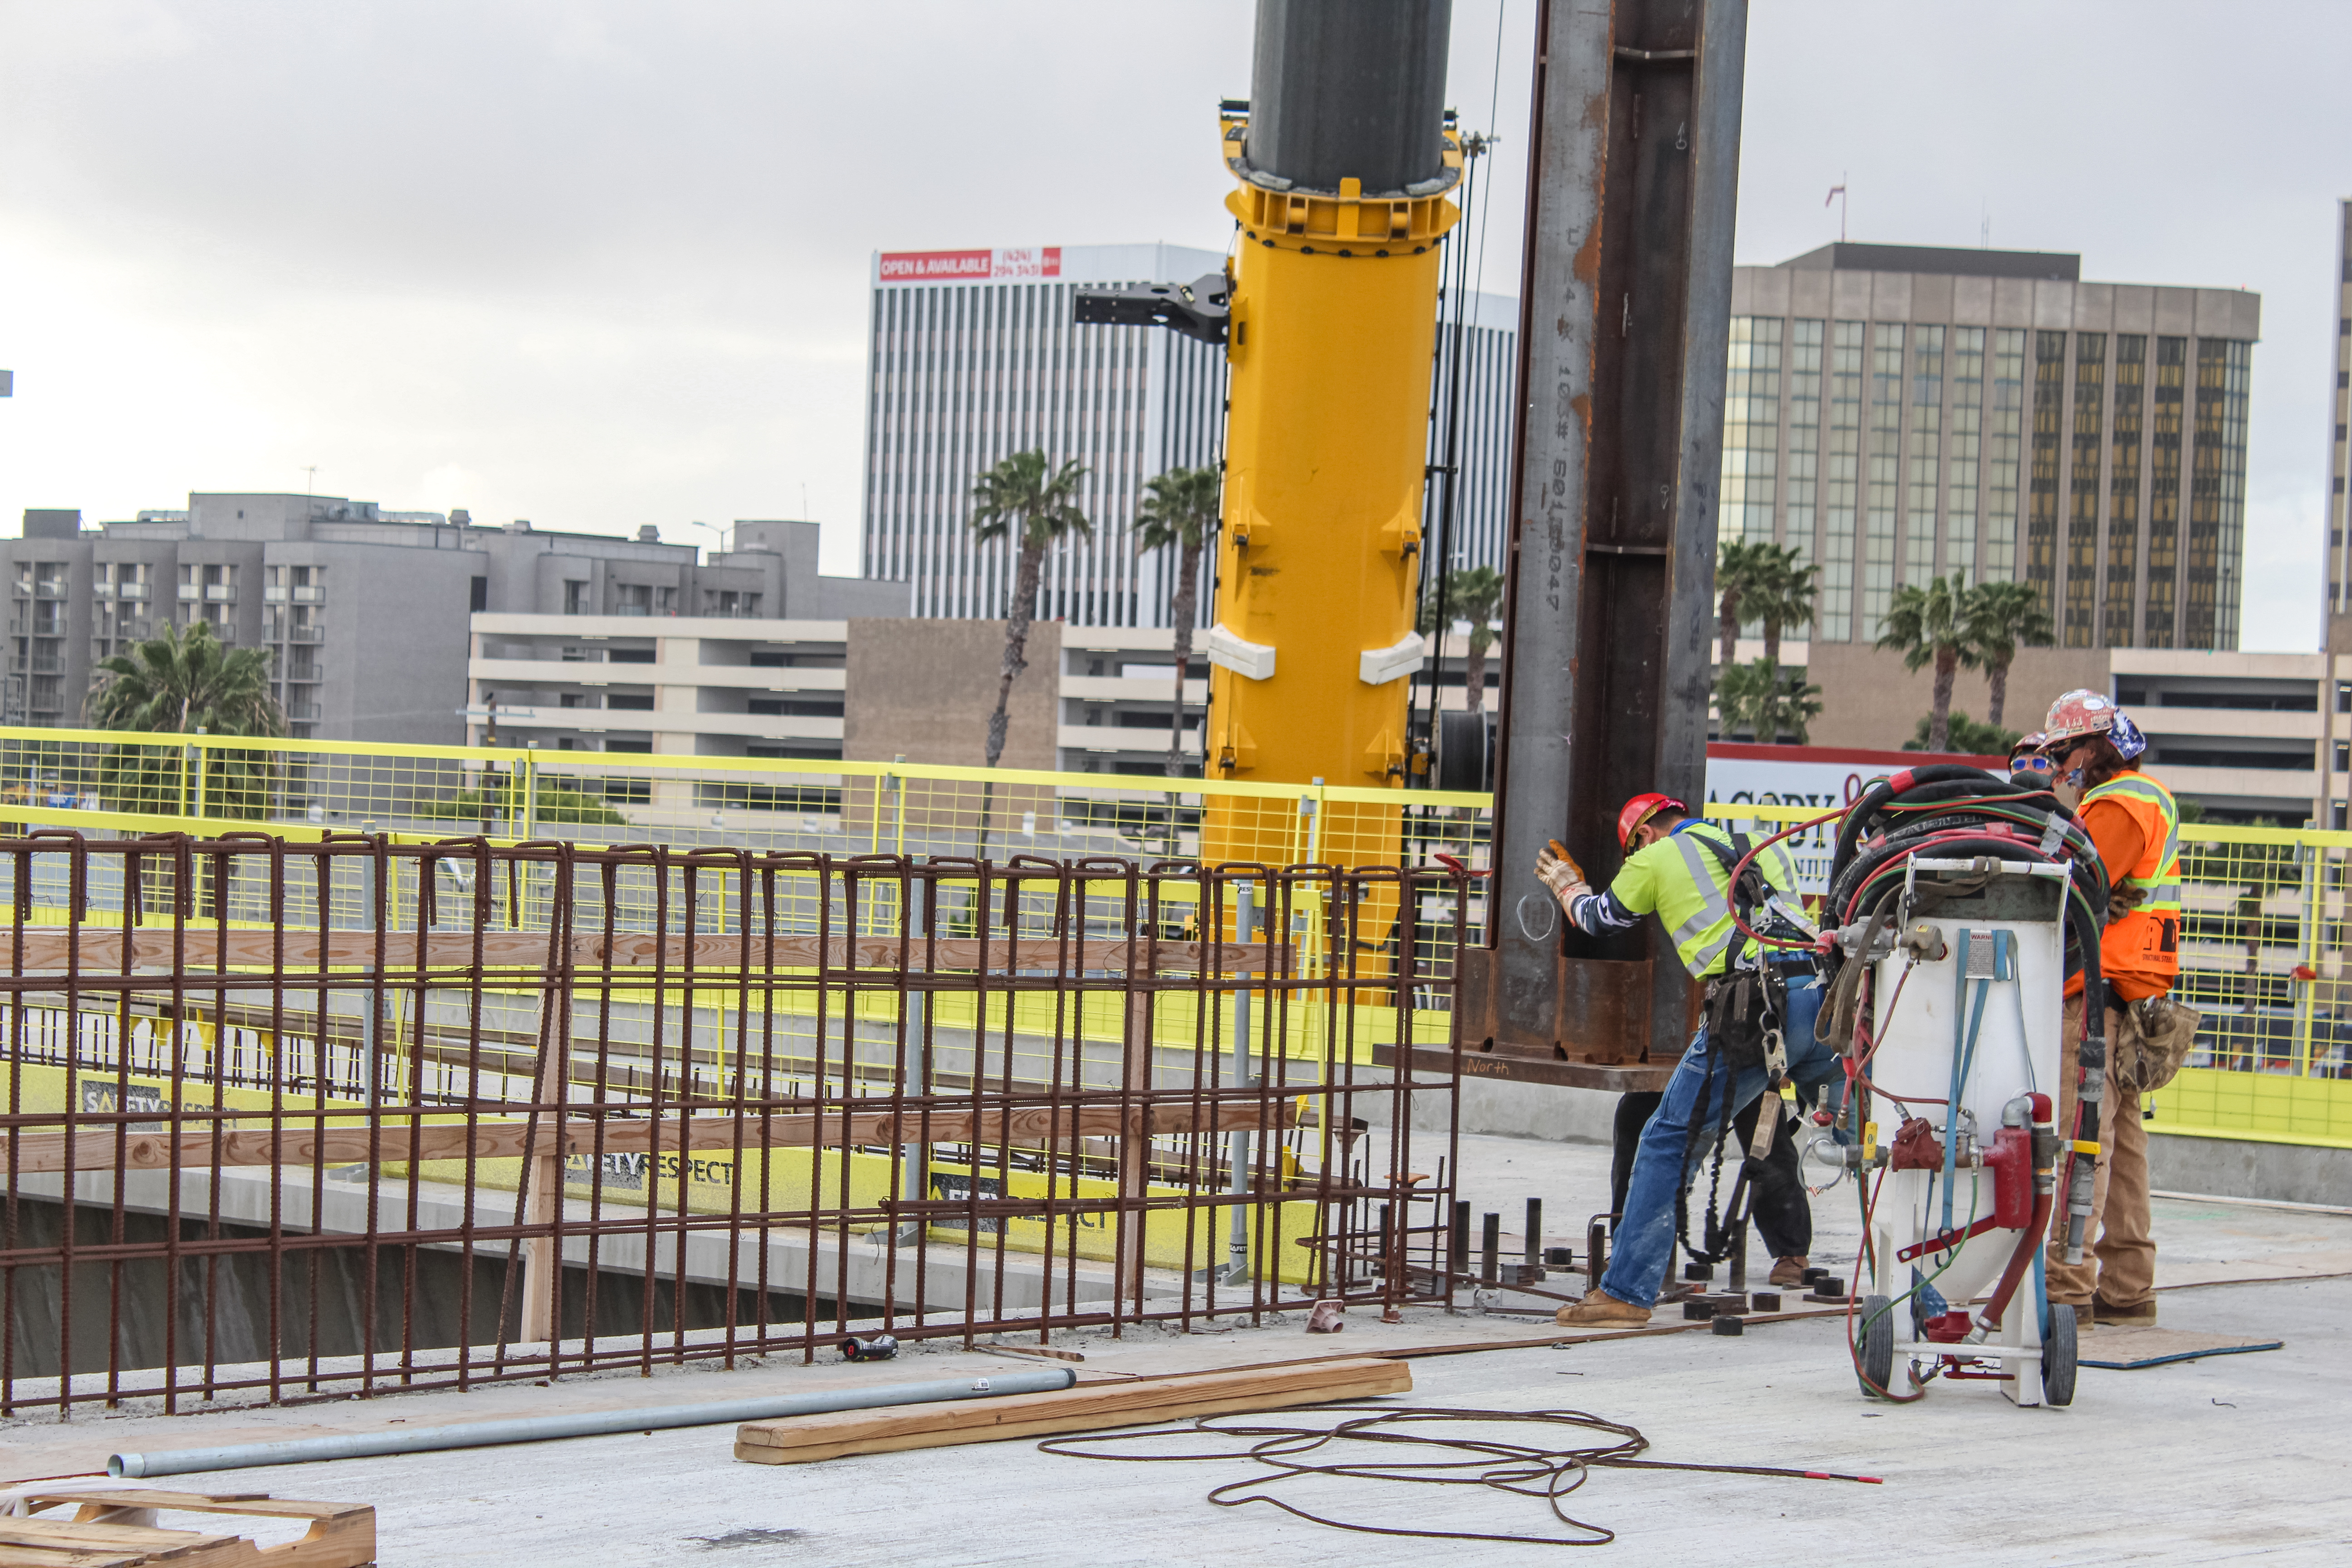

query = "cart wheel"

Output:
[[1858, 1294, 1894, 1396], [2043, 1301, 2078, 1406]]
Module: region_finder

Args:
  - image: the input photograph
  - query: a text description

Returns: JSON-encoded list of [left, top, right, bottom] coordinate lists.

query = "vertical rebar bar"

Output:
[[1227, 879, 1254, 1282], [1480, 1211, 1499, 1286]]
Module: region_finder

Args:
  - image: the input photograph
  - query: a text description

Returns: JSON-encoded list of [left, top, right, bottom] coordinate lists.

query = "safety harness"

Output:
[[1673, 828, 1803, 1267]]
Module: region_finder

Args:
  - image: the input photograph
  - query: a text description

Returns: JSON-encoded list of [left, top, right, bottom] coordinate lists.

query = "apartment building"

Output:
[[6, 499, 905, 745], [1725, 243, 2259, 652]]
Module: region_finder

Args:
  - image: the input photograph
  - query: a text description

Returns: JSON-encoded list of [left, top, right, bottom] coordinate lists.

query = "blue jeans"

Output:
[[1599, 978, 1837, 1309]]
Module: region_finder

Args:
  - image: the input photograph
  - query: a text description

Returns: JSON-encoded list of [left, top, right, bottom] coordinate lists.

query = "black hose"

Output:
[[1830, 765, 2009, 880]]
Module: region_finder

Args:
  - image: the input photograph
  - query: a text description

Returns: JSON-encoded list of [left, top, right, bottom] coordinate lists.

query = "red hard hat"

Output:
[[2041, 689, 2117, 745], [1617, 792, 1685, 851]]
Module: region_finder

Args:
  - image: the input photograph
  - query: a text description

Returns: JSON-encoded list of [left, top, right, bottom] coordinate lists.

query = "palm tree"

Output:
[[1417, 564, 1507, 709], [1962, 579, 2055, 730], [1133, 466, 1219, 777], [85, 620, 284, 817], [1714, 539, 1777, 668], [1715, 658, 1824, 744], [1875, 574, 1978, 755], [969, 450, 1091, 768], [1743, 544, 1820, 666]]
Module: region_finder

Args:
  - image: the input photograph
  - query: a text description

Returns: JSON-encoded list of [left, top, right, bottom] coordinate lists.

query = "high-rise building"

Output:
[[1726, 244, 2259, 651], [4, 497, 903, 745], [2326, 201, 2352, 650], [859, 243, 1518, 629]]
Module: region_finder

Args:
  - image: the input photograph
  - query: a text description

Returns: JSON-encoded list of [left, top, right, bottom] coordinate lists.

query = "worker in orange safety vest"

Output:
[[2038, 688, 2198, 1330]]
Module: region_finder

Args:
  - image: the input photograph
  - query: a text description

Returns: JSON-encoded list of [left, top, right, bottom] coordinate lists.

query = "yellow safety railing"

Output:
[[1, 727, 2345, 1147], [1705, 799, 2352, 1152]]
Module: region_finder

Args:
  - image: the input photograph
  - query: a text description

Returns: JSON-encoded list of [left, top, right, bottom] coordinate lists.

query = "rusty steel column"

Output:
[[1465, 0, 1747, 1076]]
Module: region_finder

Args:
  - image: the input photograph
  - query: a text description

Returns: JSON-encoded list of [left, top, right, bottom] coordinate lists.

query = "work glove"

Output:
[[2106, 884, 2147, 923], [1536, 843, 1590, 908]]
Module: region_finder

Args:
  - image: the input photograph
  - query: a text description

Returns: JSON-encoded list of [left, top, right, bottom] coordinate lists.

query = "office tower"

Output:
[[2327, 201, 2352, 651], [1725, 244, 2258, 650], [859, 243, 1519, 628]]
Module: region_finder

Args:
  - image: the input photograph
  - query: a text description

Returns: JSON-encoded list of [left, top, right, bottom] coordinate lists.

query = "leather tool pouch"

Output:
[[2120, 994, 2202, 1093]]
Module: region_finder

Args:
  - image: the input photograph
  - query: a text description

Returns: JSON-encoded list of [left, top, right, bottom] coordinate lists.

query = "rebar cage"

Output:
[[0, 834, 1463, 1415]]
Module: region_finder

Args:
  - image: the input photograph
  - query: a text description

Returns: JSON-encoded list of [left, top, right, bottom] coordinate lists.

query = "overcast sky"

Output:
[[1, 1, 2342, 648]]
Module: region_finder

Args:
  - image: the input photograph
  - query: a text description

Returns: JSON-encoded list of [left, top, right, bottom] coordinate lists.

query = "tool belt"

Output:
[[2112, 990, 2201, 1094]]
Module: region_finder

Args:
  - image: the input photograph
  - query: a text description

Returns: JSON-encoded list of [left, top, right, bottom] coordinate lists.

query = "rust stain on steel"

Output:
[[0, 835, 1458, 1416]]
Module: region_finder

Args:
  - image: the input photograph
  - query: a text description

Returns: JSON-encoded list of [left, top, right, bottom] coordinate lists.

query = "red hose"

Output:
[[1973, 1190, 2053, 1337]]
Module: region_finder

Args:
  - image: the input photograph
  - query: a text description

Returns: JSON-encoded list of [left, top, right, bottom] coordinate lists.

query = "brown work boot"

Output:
[[1555, 1289, 1651, 1328], [2095, 1297, 2157, 1327], [1768, 1256, 1809, 1289], [2064, 1302, 2094, 1333]]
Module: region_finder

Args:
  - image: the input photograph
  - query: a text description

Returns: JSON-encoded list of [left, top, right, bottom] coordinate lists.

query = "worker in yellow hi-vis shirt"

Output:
[[1536, 793, 1830, 1328]]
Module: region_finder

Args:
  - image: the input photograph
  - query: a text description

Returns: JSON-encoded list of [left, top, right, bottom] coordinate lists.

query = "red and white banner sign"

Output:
[[878, 247, 1063, 282]]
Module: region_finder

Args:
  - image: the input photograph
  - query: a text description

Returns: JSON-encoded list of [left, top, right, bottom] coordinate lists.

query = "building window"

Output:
[[1945, 328, 1983, 581], [564, 580, 590, 616], [1861, 323, 1903, 640], [1906, 325, 1943, 592], [1719, 316, 1782, 547], [2025, 331, 2067, 632], [1820, 321, 1862, 642], [2144, 337, 2186, 648], [2105, 335, 2146, 647], [2064, 333, 2106, 648], [2186, 338, 2251, 649], [703, 589, 763, 618], [470, 576, 488, 612], [616, 584, 652, 616], [1984, 330, 2024, 582], [1784, 320, 1823, 605]]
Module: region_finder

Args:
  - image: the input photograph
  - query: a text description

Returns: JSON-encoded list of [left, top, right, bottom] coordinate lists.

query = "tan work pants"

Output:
[[2045, 994, 2154, 1311]]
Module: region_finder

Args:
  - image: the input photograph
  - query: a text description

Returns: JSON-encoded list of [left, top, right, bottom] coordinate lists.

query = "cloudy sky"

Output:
[[1, 1, 2342, 647]]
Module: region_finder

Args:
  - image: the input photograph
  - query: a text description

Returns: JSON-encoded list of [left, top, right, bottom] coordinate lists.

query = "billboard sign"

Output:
[[878, 247, 1063, 283], [1704, 741, 2006, 897]]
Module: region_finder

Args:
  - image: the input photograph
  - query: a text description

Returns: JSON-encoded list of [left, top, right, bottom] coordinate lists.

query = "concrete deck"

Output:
[[1, 1127, 2344, 1563]]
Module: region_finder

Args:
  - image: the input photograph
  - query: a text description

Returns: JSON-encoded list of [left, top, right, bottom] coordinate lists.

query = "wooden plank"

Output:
[[1371, 1041, 1673, 1093], [0, 1543, 154, 1568], [0, 1516, 247, 1565], [25, 1493, 374, 1568], [734, 1357, 1410, 1465], [0, 929, 1291, 977], [0, 1545, 152, 1567], [0, 1097, 1300, 1175]]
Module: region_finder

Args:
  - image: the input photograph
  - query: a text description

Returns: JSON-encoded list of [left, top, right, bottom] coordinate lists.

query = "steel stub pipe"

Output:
[[111, 1367, 1077, 1478]]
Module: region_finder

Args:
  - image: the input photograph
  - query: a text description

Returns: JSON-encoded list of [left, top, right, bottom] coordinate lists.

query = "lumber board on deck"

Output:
[[733, 1356, 1411, 1465], [7, 1490, 376, 1568]]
